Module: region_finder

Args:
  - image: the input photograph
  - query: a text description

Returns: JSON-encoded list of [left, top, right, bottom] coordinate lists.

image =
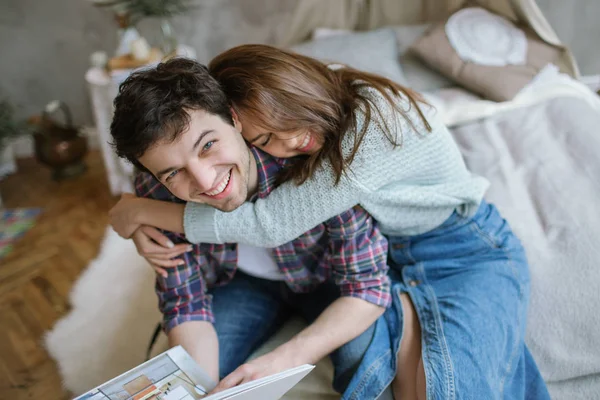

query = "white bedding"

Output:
[[423, 64, 600, 128], [450, 94, 600, 399]]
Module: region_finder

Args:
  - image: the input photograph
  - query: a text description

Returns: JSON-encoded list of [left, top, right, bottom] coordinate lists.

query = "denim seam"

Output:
[[410, 290, 436, 399], [349, 284, 405, 399], [470, 217, 526, 395], [404, 240, 417, 265], [347, 284, 404, 400], [498, 247, 526, 396], [347, 348, 393, 400], [468, 220, 500, 249], [414, 262, 456, 400], [405, 271, 435, 397]]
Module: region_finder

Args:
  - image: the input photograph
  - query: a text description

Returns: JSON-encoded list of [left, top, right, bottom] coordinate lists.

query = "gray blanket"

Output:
[[451, 96, 600, 400]]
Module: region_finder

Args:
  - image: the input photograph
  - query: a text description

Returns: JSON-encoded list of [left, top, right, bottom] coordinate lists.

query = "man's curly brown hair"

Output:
[[110, 58, 233, 171]]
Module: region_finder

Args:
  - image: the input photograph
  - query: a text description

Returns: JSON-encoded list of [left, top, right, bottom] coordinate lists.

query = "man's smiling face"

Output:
[[139, 109, 255, 212]]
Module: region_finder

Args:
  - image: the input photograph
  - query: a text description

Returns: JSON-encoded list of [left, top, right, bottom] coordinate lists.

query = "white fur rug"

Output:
[[44, 228, 338, 399]]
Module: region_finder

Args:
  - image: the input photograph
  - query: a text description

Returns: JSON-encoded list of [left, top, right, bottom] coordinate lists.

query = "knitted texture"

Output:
[[184, 88, 489, 246]]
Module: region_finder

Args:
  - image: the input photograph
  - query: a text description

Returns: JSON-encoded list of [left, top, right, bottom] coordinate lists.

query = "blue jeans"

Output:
[[344, 201, 550, 399], [210, 271, 375, 393]]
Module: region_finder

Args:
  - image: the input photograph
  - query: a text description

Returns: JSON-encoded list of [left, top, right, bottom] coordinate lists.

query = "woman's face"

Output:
[[238, 115, 324, 158]]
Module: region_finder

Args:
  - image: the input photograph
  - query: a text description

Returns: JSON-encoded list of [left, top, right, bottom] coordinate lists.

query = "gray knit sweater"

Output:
[[184, 88, 489, 246]]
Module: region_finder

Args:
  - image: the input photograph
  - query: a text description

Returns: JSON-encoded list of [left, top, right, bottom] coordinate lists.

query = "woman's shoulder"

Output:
[[351, 85, 441, 147], [357, 85, 439, 125]]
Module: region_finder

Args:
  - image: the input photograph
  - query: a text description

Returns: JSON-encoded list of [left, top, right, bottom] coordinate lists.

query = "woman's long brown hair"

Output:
[[208, 44, 430, 185]]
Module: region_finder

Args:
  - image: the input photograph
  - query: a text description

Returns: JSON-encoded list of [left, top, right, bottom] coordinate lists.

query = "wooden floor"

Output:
[[0, 151, 117, 400]]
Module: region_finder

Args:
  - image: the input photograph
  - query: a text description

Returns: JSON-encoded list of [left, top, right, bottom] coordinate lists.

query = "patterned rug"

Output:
[[0, 208, 42, 259]]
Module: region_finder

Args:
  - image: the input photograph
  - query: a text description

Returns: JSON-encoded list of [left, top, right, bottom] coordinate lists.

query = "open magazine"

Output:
[[74, 346, 314, 400]]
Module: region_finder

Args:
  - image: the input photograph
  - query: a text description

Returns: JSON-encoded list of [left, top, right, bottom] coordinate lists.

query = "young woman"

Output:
[[110, 45, 550, 399]]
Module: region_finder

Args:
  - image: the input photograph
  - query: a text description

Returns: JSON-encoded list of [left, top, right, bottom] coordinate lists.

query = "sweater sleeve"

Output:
[[184, 164, 368, 247], [184, 90, 421, 247]]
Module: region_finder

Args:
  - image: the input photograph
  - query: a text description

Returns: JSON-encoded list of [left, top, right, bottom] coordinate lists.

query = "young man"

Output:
[[109, 58, 391, 396]]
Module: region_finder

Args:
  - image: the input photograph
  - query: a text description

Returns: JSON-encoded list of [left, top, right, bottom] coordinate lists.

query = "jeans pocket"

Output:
[[468, 220, 501, 250], [469, 202, 524, 253]]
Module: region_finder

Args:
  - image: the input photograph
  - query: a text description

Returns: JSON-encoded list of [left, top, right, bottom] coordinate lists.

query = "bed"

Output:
[[45, 1, 600, 398], [264, 1, 600, 398]]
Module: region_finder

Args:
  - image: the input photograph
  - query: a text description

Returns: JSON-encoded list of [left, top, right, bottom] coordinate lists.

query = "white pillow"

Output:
[[312, 27, 352, 40], [310, 25, 455, 92], [290, 28, 408, 85]]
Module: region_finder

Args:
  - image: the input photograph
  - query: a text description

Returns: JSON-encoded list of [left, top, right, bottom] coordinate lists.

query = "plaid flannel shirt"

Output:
[[135, 147, 390, 332]]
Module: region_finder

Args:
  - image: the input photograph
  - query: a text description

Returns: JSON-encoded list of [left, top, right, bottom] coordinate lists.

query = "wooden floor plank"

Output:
[[0, 151, 116, 400], [0, 311, 28, 384]]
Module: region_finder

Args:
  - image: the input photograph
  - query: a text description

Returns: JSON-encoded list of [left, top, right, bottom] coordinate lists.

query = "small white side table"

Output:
[[85, 68, 135, 196]]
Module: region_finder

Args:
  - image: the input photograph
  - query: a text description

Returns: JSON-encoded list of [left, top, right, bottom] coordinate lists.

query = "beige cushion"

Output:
[[410, 5, 562, 102]]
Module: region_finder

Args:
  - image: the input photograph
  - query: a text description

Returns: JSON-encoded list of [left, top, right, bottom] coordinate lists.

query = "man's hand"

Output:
[[109, 193, 143, 238], [169, 322, 220, 384], [132, 226, 191, 277], [211, 351, 300, 394]]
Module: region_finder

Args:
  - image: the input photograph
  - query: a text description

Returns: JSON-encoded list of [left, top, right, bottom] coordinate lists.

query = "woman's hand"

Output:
[[110, 194, 187, 236], [109, 193, 144, 239], [131, 225, 192, 277]]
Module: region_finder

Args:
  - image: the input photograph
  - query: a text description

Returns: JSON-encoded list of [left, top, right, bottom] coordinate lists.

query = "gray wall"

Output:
[[0, 0, 297, 128], [0, 0, 598, 128], [537, 0, 600, 76]]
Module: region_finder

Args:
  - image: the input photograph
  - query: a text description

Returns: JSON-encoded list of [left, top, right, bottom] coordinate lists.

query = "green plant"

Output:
[[0, 99, 27, 152], [93, 0, 197, 25]]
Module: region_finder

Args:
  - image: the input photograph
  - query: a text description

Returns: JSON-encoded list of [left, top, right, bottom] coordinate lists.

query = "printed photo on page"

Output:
[[73, 346, 215, 400]]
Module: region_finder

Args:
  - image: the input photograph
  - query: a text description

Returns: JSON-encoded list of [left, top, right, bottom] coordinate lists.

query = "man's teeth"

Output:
[[206, 172, 231, 196], [300, 133, 310, 149]]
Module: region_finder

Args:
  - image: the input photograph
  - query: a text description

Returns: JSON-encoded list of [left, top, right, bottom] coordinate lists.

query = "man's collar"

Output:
[[249, 146, 287, 201]]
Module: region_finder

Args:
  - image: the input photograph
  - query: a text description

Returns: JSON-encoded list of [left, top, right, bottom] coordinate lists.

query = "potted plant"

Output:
[[91, 0, 197, 55], [31, 100, 88, 181]]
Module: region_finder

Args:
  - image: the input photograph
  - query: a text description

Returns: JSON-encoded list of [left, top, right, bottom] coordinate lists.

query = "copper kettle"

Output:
[[33, 101, 87, 180]]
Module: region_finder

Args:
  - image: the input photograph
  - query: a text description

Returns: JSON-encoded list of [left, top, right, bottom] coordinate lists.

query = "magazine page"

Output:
[[73, 346, 216, 400], [202, 364, 314, 400], [73, 346, 314, 400]]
